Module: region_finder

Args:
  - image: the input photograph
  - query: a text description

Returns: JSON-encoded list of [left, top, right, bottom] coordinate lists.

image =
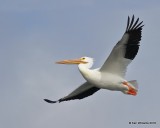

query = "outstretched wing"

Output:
[[100, 15, 144, 77], [44, 82, 100, 103]]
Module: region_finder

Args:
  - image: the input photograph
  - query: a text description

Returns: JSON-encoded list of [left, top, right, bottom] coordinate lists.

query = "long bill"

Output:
[[56, 58, 87, 64]]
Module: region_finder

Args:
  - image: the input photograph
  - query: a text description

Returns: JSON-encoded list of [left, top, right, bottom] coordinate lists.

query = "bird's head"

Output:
[[56, 56, 94, 69]]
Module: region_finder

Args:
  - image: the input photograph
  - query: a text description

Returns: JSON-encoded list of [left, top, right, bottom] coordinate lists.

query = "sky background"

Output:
[[1, 0, 160, 128]]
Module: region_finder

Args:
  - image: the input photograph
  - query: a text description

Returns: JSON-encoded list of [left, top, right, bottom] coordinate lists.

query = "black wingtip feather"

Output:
[[124, 15, 144, 60], [44, 99, 58, 104], [126, 16, 130, 31], [131, 17, 139, 30], [134, 21, 144, 29], [128, 15, 135, 30], [126, 15, 144, 32]]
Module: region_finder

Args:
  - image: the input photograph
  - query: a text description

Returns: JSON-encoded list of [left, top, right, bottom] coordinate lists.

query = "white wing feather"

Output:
[[100, 34, 132, 77]]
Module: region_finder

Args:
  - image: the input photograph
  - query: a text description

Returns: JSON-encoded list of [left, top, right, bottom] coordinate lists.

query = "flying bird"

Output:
[[44, 15, 144, 103]]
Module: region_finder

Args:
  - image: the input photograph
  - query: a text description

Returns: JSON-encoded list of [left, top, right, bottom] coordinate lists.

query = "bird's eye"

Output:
[[81, 57, 85, 60]]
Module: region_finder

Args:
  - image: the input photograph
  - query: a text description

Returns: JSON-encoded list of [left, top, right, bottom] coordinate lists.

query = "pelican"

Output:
[[44, 15, 144, 103]]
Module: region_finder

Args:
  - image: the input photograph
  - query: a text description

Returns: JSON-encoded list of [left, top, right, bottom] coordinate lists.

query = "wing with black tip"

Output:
[[44, 82, 100, 103], [100, 15, 144, 77]]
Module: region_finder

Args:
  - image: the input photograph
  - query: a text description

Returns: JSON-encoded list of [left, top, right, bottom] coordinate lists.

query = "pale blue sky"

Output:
[[1, 0, 160, 128]]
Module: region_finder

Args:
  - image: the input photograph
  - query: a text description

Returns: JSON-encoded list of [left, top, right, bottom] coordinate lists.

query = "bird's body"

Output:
[[44, 15, 144, 103], [78, 63, 125, 91]]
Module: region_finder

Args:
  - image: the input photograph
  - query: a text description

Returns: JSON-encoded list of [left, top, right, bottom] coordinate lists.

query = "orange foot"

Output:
[[123, 82, 137, 96]]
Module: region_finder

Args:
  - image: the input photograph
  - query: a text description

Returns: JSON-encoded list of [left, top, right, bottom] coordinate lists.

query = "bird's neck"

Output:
[[78, 64, 92, 80]]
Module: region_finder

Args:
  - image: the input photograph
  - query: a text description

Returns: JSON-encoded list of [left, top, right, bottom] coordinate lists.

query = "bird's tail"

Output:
[[128, 80, 138, 91]]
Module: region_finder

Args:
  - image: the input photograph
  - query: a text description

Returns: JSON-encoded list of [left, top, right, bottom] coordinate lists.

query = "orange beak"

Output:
[[56, 58, 87, 64]]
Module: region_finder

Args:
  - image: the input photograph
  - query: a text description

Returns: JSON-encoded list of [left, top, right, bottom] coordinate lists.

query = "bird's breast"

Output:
[[79, 67, 101, 85]]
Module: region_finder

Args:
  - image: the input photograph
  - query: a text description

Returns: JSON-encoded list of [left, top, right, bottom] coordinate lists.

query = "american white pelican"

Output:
[[44, 15, 144, 103]]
